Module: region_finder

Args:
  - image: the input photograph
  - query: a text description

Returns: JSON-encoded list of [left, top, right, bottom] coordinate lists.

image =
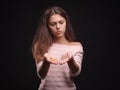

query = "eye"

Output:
[[49, 22, 56, 26], [59, 20, 64, 24]]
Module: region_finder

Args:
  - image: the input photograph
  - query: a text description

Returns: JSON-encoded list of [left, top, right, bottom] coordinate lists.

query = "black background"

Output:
[[1, 0, 119, 90]]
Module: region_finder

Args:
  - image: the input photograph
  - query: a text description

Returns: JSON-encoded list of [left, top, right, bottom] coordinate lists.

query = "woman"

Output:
[[32, 6, 84, 90]]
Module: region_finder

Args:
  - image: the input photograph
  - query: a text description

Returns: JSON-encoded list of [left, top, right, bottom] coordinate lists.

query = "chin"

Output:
[[55, 34, 63, 37], [56, 35, 63, 38]]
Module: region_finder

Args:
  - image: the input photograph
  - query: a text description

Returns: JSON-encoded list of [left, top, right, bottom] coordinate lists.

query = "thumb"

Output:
[[67, 51, 73, 59]]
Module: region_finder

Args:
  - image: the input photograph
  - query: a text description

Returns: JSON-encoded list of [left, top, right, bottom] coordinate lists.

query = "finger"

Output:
[[49, 57, 58, 65], [59, 58, 69, 65], [67, 52, 72, 59], [50, 60, 58, 65]]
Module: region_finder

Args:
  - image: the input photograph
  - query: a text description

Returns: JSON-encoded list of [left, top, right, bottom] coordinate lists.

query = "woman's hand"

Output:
[[44, 53, 58, 64], [59, 52, 73, 65]]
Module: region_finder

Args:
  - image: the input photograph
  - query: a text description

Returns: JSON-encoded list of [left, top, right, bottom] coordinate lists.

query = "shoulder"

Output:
[[69, 42, 82, 46], [69, 42, 84, 53]]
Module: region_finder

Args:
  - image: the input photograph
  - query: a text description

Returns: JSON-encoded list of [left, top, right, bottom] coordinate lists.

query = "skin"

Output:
[[47, 14, 71, 64], [48, 14, 66, 39], [38, 14, 81, 79]]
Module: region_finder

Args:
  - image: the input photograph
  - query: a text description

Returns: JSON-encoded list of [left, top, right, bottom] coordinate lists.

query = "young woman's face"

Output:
[[48, 14, 66, 39]]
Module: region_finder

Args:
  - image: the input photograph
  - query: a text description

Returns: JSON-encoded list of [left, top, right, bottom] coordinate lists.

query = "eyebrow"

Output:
[[49, 20, 64, 23]]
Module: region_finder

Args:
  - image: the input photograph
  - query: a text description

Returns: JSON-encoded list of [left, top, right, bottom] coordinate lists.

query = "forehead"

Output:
[[49, 14, 65, 22]]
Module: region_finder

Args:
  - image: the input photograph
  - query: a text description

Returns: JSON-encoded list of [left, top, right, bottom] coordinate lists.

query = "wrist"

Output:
[[68, 56, 74, 63]]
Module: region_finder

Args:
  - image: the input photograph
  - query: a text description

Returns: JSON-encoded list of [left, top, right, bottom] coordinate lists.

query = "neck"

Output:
[[54, 36, 69, 45]]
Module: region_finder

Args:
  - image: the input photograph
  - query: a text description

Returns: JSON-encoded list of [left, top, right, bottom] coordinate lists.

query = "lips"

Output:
[[56, 31, 62, 34]]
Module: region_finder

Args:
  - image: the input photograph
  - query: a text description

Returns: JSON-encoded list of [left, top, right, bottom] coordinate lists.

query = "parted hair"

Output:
[[32, 6, 75, 62]]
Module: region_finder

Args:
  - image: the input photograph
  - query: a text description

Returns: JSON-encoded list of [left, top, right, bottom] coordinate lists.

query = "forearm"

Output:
[[38, 60, 50, 79], [67, 57, 80, 75]]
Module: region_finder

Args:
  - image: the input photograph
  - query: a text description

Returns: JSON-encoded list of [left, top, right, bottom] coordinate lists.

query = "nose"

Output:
[[56, 23, 60, 29]]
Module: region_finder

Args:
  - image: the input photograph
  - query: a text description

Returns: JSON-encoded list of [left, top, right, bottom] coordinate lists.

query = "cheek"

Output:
[[48, 25, 54, 31], [49, 27, 56, 34], [62, 24, 66, 32]]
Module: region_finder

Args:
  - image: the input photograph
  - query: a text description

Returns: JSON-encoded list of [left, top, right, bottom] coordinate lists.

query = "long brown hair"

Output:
[[32, 6, 75, 62]]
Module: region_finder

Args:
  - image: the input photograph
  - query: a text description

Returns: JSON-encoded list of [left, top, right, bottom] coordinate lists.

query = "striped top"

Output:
[[35, 43, 84, 90]]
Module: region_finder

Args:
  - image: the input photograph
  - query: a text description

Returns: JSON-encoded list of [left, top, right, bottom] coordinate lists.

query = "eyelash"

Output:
[[50, 21, 64, 26]]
